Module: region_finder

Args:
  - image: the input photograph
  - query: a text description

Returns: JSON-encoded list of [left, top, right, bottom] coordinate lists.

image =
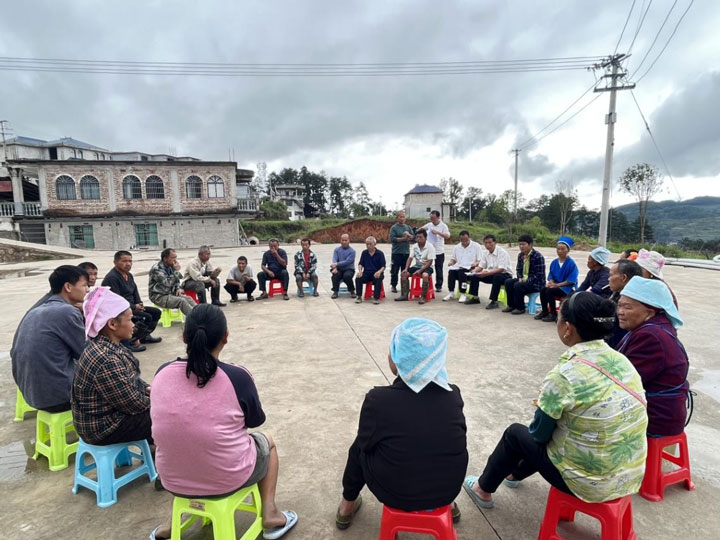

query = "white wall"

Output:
[[404, 192, 442, 218]]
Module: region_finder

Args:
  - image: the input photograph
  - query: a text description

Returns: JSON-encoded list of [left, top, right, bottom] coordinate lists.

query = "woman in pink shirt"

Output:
[[149, 304, 297, 540]]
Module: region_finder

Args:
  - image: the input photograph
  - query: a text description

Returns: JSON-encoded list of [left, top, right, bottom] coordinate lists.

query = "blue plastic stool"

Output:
[[72, 438, 157, 508], [297, 280, 315, 296], [338, 283, 350, 295], [526, 292, 541, 315]]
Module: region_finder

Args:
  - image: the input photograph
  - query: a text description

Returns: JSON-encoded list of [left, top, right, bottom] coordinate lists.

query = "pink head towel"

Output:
[[83, 286, 131, 338]]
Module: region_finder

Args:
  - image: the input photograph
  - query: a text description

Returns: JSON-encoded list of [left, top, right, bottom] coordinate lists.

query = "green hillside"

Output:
[[614, 196, 720, 243]]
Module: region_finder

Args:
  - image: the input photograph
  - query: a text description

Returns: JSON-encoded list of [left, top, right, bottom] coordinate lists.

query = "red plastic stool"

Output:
[[378, 505, 456, 540], [640, 432, 695, 502], [268, 279, 285, 298], [538, 487, 636, 540], [363, 282, 386, 300], [183, 289, 200, 304], [409, 275, 436, 301]]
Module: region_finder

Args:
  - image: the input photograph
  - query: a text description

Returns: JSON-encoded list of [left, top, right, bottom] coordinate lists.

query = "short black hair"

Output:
[[237, 256, 248, 262], [430, 210, 441, 218], [483, 234, 497, 242], [77, 261, 97, 271], [623, 248, 639, 257], [416, 229, 428, 238], [615, 259, 643, 280], [114, 250, 132, 262], [301, 237, 311, 244], [560, 292, 616, 341], [160, 248, 175, 260], [518, 234, 533, 244], [459, 230, 470, 237], [49, 265, 88, 294]]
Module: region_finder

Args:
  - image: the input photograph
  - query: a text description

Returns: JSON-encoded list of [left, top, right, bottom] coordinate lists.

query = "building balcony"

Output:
[[0, 201, 43, 217], [237, 198, 258, 212]]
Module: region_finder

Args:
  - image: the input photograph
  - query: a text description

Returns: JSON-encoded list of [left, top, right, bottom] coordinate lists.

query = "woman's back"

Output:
[[151, 360, 265, 497], [539, 340, 648, 502]]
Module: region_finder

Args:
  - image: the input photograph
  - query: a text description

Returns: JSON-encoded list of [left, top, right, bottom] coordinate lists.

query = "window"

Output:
[[134, 223, 159, 247], [146, 175, 165, 199], [56, 175, 76, 200], [69, 225, 95, 249], [207, 175, 225, 198], [185, 175, 202, 198], [122, 175, 142, 199], [426, 207, 431, 212], [79, 175, 101, 200]]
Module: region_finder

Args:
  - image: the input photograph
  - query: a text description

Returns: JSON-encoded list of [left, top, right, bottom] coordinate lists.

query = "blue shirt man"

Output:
[[331, 233, 358, 298]]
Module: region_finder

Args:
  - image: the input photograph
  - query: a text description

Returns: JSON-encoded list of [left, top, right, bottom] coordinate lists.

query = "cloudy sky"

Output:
[[1, 0, 718, 211]]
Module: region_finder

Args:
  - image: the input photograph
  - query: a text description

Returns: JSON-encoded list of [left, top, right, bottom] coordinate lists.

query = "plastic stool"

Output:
[[409, 275, 436, 301], [34, 409, 78, 471], [640, 432, 695, 502], [14, 387, 36, 422], [171, 483, 262, 540], [298, 280, 315, 296], [183, 290, 200, 304], [497, 286, 507, 306], [268, 279, 285, 298], [526, 291, 541, 314], [363, 282, 386, 300], [378, 505, 457, 540], [537, 487, 636, 540], [72, 438, 157, 508], [159, 307, 185, 328]]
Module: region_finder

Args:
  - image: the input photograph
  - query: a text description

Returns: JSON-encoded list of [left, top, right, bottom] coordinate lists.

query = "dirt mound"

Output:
[[309, 218, 396, 244]]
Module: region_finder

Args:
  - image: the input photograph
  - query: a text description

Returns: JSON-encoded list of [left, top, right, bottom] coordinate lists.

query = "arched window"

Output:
[[56, 175, 76, 200], [79, 175, 100, 200], [185, 175, 202, 198], [122, 175, 142, 199], [146, 175, 165, 199], [207, 175, 225, 198]]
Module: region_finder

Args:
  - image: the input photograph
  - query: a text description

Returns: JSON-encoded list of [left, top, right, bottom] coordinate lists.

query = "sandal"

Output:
[[263, 510, 298, 539], [148, 526, 169, 540], [463, 475, 494, 509], [503, 477, 520, 489], [336, 495, 363, 530], [451, 501, 461, 523]]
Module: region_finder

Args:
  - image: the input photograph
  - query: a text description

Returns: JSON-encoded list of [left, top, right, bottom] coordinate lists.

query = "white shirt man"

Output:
[[421, 211, 451, 292], [444, 232, 485, 301], [465, 235, 514, 308]]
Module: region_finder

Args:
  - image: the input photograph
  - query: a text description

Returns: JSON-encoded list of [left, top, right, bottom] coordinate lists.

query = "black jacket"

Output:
[[101, 268, 142, 306], [354, 377, 468, 510]]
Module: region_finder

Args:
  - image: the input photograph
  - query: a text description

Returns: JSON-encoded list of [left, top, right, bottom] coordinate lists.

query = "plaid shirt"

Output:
[[71, 335, 150, 444], [516, 249, 546, 292]]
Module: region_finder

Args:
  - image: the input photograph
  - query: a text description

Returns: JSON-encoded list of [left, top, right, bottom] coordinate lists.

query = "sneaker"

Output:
[[443, 293, 455, 301], [464, 297, 480, 305], [485, 300, 499, 310], [331, 292, 339, 299], [534, 311, 548, 320], [458, 294, 467, 303], [511, 308, 526, 315], [355, 297, 363, 304], [258, 292, 269, 300], [502, 306, 514, 313]]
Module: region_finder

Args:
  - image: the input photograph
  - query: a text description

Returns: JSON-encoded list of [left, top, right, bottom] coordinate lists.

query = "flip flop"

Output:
[[463, 475, 494, 509], [336, 494, 363, 530], [503, 478, 520, 489], [263, 510, 298, 540], [148, 526, 169, 540]]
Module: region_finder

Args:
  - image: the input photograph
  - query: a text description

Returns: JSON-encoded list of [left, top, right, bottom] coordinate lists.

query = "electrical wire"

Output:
[[614, 0, 637, 54], [633, 0, 694, 83], [626, 0, 654, 55], [631, 0, 678, 76]]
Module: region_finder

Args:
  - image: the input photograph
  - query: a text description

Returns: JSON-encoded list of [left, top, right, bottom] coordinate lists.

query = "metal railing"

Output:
[[0, 201, 43, 217]]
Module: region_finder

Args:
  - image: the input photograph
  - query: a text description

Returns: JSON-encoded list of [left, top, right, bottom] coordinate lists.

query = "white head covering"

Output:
[[636, 249, 665, 279]]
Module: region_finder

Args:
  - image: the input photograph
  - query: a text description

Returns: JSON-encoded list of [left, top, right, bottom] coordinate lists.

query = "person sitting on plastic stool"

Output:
[[502, 234, 546, 315], [354, 236, 386, 305], [294, 237, 319, 297], [224, 256, 257, 302], [396, 229, 435, 304], [331, 234, 357, 299], [257, 239, 290, 301], [443, 230, 484, 302], [182, 245, 226, 307]]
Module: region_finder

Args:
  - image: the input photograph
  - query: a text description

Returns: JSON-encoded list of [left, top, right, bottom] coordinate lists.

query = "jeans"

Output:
[[257, 269, 290, 292], [331, 269, 355, 293], [390, 253, 409, 288], [539, 287, 568, 314], [355, 272, 384, 300], [434, 253, 445, 290], [478, 423, 572, 495], [504, 278, 537, 310], [468, 272, 511, 300]]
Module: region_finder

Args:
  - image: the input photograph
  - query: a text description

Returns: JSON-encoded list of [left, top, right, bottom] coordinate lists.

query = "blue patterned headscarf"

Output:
[[390, 318, 451, 393], [621, 276, 683, 329]]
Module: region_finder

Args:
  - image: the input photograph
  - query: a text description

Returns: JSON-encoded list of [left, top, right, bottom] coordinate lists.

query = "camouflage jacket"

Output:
[[148, 261, 183, 301]]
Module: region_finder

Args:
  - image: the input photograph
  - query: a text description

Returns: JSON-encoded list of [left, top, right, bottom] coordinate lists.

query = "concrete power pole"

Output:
[[595, 54, 634, 247], [0, 120, 11, 163], [509, 148, 520, 244]]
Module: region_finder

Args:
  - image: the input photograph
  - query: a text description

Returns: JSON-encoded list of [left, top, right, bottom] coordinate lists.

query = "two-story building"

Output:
[[274, 184, 305, 221], [403, 184, 455, 221]]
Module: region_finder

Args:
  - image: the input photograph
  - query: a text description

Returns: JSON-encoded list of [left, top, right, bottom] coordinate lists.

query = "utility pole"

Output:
[[594, 54, 634, 247], [0, 120, 12, 163], [509, 148, 520, 244]]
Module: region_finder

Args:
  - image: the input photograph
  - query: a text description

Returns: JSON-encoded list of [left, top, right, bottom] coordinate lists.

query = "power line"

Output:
[[626, 0, 654, 55], [633, 0, 694, 83], [631, 0, 678, 76], [614, 0, 637, 54]]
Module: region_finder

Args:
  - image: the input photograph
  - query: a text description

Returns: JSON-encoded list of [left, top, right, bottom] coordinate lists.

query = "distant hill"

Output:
[[613, 196, 720, 243]]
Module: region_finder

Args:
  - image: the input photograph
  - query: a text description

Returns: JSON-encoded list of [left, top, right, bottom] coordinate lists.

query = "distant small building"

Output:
[[274, 184, 305, 221], [403, 184, 454, 221]]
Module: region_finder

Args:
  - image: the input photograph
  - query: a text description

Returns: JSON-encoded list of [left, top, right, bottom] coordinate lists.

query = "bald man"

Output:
[[331, 234, 357, 298]]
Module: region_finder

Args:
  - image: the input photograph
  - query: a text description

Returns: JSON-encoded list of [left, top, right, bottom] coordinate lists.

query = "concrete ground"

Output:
[[1, 242, 719, 540]]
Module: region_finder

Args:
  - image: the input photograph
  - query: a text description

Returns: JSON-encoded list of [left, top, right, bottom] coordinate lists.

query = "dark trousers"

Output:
[[478, 423, 572, 495], [92, 410, 153, 446], [224, 280, 257, 300], [132, 307, 160, 340], [539, 287, 568, 314], [331, 269, 355, 293], [390, 253, 409, 288], [257, 269, 289, 292], [342, 439, 372, 503], [504, 278, 536, 310], [447, 268, 471, 293], [41, 402, 71, 413], [434, 253, 445, 290], [355, 272, 384, 300], [184, 279, 220, 304], [469, 272, 511, 300]]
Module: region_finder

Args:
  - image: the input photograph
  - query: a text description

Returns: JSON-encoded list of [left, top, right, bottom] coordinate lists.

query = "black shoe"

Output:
[[502, 306, 514, 313], [247, 295, 255, 302], [394, 296, 409, 302], [331, 292, 339, 299], [511, 308, 526, 315], [485, 300, 499, 310], [283, 294, 290, 300], [212, 301, 227, 307], [534, 311, 548, 320], [542, 313, 558, 323], [140, 335, 162, 344], [391, 286, 398, 293], [464, 297, 480, 305], [127, 342, 147, 353], [229, 297, 239, 303]]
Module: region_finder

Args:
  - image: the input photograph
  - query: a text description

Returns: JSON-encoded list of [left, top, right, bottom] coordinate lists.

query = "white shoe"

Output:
[[459, 294, 467, 303], [443, 293, 455, 301]]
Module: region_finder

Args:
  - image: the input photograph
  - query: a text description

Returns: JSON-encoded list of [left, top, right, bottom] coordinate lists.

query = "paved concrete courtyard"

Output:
[[1, 242, 718, 540]]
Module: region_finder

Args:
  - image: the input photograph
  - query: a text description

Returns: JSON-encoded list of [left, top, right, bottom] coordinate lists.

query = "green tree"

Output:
[[619, 163, 663, 243], [297, 166, 328, 217], [259, 198, 290, 220], [439, 177, 464, 206], [267, 167, 299, 196], [328, 176, 353, 218], [458, 187, 486, 221], [353, 182, 371, 216]]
